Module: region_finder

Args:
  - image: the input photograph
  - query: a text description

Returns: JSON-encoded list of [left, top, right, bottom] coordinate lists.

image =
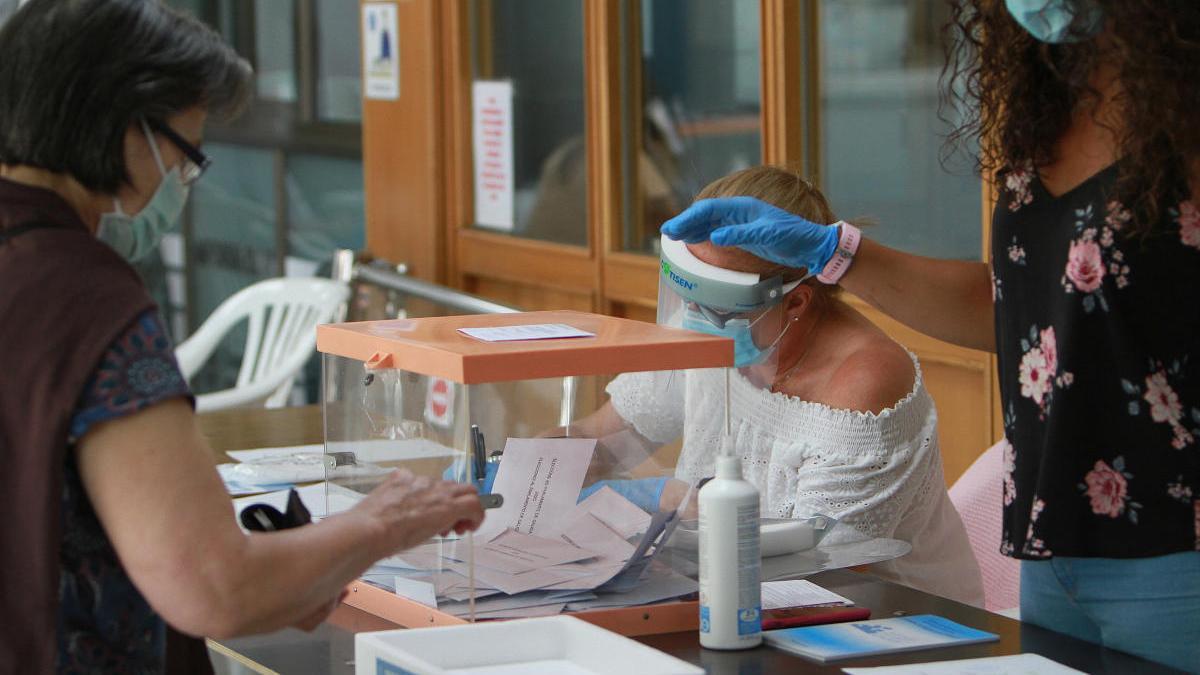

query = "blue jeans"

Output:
[[1021, 553, 1200, 673]]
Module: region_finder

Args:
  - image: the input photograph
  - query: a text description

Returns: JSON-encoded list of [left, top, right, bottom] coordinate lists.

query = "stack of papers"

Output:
[[761, 579, 854, 610], [218, 439, 462, 495], [232, 436, 698, 619], [359, 436, 695, 618], [364, 493, 691, 618], [842, 653, 1085, 674]]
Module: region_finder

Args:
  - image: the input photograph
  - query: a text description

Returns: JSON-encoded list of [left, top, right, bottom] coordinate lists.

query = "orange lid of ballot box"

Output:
[[316, 310, 732, 384]]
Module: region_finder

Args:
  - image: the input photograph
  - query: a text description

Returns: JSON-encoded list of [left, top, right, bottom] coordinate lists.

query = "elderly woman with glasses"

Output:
[[0, 2, 483, 672]]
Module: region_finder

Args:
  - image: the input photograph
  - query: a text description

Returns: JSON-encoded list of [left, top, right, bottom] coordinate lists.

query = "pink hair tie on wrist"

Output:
[[816, 222, 861, 285]]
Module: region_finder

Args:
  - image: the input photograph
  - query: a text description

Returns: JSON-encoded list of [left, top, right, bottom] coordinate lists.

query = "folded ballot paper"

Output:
[[363, 436, 696, 618]]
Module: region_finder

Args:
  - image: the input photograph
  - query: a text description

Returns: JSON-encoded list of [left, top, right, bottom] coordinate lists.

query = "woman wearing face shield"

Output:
[[661, 2, 1200, 671], [563, 166, 985, 608], [0, 2, 484, 672]]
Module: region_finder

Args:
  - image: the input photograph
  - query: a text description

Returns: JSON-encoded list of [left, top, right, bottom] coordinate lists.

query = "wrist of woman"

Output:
[[330, 506, 394, 561], [816, 222, 862, 285]]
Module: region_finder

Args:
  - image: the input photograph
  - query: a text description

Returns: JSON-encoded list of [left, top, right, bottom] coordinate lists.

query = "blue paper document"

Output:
[[763, 614, 999, 664]]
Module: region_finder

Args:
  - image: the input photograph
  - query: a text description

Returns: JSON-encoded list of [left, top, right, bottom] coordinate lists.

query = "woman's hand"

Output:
[[353, 470, 485, 556], [658, 478, 698, 520], [661, 196, 841, 274], [665, 197, 996, 351]]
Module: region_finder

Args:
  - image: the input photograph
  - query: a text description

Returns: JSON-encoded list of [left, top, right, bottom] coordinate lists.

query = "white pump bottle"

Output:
[[698, 453, 762, 650]]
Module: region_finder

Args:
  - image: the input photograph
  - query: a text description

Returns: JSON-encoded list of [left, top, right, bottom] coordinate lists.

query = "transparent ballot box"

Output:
[[315, 311, 732, 634]]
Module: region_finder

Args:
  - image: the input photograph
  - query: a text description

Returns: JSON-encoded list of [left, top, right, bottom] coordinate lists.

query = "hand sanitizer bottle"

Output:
[[698, 455, 762, 650]]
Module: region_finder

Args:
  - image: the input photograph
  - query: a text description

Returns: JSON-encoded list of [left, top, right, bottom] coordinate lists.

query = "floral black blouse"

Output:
[[58, 309, 190, 673], [992, 162, 1200, 560]]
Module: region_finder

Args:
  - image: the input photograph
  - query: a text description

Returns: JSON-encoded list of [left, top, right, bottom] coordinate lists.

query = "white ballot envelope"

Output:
[[478, 437, 597, 539]]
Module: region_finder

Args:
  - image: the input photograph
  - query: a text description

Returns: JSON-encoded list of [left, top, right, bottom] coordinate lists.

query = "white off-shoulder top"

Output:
[[607, 353, 985, 607]]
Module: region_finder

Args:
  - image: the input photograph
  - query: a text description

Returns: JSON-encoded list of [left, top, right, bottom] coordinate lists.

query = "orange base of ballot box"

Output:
[[342, 579, 699, 637]]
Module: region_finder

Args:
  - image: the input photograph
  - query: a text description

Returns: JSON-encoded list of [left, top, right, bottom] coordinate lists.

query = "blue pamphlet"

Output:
[[763, 614, 999, 664]]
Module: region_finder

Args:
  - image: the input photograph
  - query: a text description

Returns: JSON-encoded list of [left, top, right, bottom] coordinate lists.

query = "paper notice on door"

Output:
[[362, 3, 399, 100], [478, 437, 596, 539], [473, 80, 514, 230]]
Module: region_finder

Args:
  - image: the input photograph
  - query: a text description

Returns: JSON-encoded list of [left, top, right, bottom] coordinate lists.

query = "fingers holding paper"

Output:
[[355, 469, 485, 554]]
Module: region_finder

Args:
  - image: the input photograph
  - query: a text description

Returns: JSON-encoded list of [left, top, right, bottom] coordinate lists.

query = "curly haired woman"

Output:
[[663, 2, 1200, 670]]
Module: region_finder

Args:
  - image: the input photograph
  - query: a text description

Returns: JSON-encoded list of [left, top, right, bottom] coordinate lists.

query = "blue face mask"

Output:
[[1005, 0, 1103, 44], [98, 119, 190, 262], [683, 308, 782, 368]]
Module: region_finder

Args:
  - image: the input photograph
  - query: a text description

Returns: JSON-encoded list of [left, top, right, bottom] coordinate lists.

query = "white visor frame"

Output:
[[658, 234, 804, 315]]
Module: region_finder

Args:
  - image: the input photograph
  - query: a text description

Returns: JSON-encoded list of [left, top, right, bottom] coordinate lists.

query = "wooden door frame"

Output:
[[427, 0, 823, 316], [364, 0, 1003, 475], [360, 0, 447, 283]]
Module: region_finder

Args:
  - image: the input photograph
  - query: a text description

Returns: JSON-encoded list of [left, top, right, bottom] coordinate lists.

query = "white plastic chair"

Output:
[[175, 277, 349, 412]]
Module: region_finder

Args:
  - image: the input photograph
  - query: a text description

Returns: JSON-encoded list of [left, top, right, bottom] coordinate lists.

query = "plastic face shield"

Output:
[[658, 234, 800, 386]]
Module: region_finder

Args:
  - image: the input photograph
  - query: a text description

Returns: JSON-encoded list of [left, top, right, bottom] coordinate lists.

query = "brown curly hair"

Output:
[[943, 0, 1200, 233]]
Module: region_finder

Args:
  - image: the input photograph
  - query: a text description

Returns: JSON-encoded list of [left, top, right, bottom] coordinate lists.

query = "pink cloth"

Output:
[[949, 442, 1021, 613]]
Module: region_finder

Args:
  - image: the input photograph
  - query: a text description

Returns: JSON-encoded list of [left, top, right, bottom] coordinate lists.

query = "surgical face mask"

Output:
[[683, 307, 785, 368], [97, 119, 190, 261], [1005, 0, 1103, 44]]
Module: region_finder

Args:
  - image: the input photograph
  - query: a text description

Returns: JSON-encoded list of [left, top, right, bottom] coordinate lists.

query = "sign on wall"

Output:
[[362, 3, 399, 100], [472, 80, 515, 232]]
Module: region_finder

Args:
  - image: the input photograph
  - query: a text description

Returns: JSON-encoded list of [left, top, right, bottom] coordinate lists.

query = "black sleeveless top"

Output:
[[992, 163, 1200, 559]]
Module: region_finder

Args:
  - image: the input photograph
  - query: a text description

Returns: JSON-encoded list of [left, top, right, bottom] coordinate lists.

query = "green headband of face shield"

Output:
[[659, 234, 803, 318]]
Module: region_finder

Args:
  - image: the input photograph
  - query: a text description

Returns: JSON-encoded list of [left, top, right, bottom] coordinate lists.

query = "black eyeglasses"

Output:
[[145, 117, 211, 186]]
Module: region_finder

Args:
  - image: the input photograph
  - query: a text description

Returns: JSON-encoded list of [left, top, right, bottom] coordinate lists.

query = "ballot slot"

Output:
[[315, 310, 733, 632]]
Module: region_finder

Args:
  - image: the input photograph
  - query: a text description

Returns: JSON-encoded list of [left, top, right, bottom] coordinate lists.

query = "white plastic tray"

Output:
[[355, 616, 704, 675], [669, 515, 836, 557]]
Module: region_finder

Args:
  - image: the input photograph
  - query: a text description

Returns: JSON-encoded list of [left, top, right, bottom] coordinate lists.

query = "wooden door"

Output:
[[360, 0, 1001, 484]]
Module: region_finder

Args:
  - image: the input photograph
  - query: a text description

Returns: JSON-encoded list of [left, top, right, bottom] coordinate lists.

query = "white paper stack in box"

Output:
[[316, 311, 733, 635]]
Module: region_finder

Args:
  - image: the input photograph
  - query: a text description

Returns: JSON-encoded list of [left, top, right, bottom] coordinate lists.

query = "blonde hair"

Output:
[[693, 165, 840, 293]]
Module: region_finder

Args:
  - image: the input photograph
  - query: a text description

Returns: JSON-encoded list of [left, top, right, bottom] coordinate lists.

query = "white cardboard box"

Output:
[[354, 615, 704, 675]]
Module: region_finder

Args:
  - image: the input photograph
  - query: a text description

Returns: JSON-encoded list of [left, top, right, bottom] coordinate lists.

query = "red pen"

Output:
[[761, 605, 872, 631]]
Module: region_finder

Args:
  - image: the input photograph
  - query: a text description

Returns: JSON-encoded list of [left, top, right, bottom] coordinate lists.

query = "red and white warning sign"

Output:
[[423, 377, 455, 428], [472, 80, 514, 231]]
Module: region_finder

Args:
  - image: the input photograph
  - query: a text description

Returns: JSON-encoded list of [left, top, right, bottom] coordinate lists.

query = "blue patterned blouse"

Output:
[[57, 309, 191, 673]]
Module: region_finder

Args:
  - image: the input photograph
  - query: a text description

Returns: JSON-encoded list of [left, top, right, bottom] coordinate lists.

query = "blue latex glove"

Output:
[[443, 461, 499, 494], [578, 477, 669, 514], [660, 196, 841, 274]]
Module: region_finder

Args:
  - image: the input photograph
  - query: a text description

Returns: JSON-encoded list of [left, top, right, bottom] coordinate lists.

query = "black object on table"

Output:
[[240, 488, 313, 533]]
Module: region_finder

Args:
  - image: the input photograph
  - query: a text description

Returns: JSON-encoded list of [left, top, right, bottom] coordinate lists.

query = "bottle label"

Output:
[[736, 501, 761, 636], [738, 606, 762, 636], [699, 605, 711, 634]]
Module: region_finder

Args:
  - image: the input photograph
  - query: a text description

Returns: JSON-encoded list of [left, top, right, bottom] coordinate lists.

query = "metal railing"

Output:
[[330, 249, 518, 315]]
